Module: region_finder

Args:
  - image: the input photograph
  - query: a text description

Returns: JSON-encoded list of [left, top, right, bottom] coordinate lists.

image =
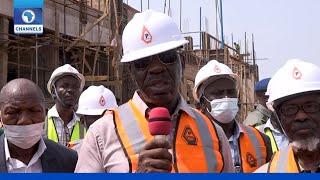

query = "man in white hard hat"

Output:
[[254, 79, 289, 154], [46, 64, 86, 149], [77, 85, 118, 129], [76, 10, 234, 173], [70, 85, 118, 152], [255, 59, 320, 173], [193, 60, 273, 173]]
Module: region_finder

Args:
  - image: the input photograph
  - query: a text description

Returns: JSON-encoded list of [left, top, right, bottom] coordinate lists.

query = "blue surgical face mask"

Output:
[[207, 97, 239, 123]]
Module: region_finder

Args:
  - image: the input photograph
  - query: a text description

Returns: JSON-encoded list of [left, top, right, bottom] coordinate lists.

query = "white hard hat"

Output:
[[267, 59, 320, 108], [47, 64, 85, 94], [76, 85, 118, 115], [193, 60, 238, 102], [121, 10, 188, 63]]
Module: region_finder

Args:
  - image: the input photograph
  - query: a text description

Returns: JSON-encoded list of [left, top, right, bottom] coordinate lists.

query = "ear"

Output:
[[51, 86, 57, 100]]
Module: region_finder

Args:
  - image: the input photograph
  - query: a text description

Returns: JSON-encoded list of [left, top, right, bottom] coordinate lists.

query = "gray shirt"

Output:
[[244, 104, 272, 127]]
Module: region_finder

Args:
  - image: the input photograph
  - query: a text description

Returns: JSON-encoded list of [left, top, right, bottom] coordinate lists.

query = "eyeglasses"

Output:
[[280, 102, 320, 116], [133, 50, 179, 70]]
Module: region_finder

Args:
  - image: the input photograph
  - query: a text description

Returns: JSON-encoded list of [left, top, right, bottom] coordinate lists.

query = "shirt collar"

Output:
[[229, 121, 244, 141], [4, 137, 47, 165], [131, 91, 196, 119], [264, 119, 281, 134], [47, 105, 60, 118], [47, 105, 80, 124]]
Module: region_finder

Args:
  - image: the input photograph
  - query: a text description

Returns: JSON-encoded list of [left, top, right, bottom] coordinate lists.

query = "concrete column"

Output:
[[0, 16, 9, 89]]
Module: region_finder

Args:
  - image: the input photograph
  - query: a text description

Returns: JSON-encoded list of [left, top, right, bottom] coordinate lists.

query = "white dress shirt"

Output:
[[5, 137, 47, 173]]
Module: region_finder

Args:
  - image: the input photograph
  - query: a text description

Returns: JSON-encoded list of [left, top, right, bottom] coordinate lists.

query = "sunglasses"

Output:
[[133, 50, 179, 70]]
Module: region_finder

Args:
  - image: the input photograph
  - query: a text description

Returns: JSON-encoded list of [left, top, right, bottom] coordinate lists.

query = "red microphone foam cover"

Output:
[[148, 107, 171, 136]]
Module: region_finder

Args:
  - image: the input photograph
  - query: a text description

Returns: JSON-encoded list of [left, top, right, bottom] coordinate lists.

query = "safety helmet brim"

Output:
[[47, 72, 85, 94], [121, 39, 189, 63], [193, 73, 239, 102], [76, 108, 107, 116], [272, 90, 320, 109]]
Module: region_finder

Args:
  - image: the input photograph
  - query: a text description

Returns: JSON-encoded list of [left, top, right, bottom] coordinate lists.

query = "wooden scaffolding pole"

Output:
[[66, 0, 109, 52]]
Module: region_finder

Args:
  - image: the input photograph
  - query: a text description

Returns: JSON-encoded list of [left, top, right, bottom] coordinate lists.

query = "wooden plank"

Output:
[[85, 80, 122, 86], [85, 75, 109, 81]]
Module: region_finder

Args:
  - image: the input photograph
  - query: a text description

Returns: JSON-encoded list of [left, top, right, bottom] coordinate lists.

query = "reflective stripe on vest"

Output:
[[264, 128, 279, 153], [47, 117, 85, 144], [113, 100, 224, 172], [239, 125, 267, 172], [268, 145, 299, 173]]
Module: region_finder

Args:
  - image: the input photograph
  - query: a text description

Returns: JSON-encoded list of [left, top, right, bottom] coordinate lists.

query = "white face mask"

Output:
[[207, 98, 239, 124], [3, 122, 44, 149]]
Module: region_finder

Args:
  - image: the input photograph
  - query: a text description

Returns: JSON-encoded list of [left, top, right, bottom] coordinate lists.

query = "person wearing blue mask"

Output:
[[193, 60, 273, 173]]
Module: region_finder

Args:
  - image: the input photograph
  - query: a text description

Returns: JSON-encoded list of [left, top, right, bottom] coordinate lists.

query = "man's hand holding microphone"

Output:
[[136, 107, 173, 173]]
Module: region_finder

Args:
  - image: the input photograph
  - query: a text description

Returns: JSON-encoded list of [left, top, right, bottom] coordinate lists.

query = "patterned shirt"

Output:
[[47, 105, 80, 146]]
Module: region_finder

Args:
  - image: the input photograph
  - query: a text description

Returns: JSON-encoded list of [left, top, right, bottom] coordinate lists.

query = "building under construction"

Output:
[[0, 0, 258, 120]]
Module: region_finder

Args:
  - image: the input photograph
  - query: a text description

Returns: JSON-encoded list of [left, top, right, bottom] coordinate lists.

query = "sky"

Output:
[[125, 0, 320, 80]]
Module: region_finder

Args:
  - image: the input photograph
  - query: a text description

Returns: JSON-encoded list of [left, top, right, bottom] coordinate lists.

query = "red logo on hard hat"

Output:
[[141, 26, 152, 44], [214, 65, 221, 73], [99, 96, 106, 106], [292, 67, 302, 80]]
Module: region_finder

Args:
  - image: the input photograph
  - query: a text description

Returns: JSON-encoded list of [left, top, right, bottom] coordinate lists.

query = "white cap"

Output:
[[193, 60, 238, 102], [47, 64, 85, 94], [267, 59, 320, 108], [76, 85, 118, 115], [121, 10, 188, 62]]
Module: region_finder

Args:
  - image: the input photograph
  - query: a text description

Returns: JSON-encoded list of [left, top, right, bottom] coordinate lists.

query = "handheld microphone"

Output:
[[148, 107, 171, 139], [148, 107, 173, 172]]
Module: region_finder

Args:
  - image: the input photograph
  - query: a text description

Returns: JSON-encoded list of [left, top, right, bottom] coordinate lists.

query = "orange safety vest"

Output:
[[267, 145, 299, 173], [112, 100, 224, 173], [238, 124, 268, 173]]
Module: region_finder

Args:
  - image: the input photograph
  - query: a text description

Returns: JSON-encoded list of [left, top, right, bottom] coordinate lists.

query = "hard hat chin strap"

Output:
[[52, 84, 69, 108], [272, 110, 289, 139]]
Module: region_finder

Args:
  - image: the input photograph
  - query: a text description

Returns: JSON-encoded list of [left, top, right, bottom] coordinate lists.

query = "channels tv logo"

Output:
[[14, 0, 43, 35], [21, 9, 36, 24]]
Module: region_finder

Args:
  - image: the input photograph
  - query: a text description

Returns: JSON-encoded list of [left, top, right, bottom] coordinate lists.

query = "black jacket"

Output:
[[0, 134, 77, 172]]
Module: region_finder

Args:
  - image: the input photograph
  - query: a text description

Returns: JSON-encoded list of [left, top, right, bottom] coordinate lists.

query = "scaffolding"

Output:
[[0, 0, 138, 107], [0, 0, 258, 118], [181, 31, 258, 121]]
